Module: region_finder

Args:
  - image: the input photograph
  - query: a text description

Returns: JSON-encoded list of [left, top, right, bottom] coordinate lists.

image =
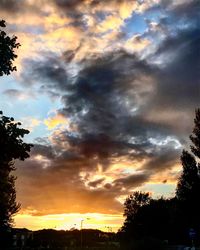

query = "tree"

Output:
[[121, 191, 150, 236], [190, 109, 200, 159], [176, 150, 200, 202], [176, 109, 200, 202], [0, 20, 32, 231], [123, 192, 151, 221], [176, 108, 200, 232], [0, 20, 20, 76], [0, 112, 33, 229], [120, 193, 171, 250]]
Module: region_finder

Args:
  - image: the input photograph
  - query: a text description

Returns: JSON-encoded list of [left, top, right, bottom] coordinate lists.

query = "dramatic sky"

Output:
[[0, 0, 199, 231]]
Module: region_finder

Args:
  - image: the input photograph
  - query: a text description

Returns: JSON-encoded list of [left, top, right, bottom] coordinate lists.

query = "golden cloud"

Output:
[[44, 113, 69, 130]]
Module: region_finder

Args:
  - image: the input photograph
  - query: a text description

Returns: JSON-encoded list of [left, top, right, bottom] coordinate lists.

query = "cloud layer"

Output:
[[0, 0, 199, 217]]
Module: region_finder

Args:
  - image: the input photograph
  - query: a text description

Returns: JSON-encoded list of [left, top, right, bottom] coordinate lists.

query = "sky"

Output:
[[0, 0, 199, 232]]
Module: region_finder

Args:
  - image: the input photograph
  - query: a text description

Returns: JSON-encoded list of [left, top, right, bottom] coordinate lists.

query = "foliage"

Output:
[[176, 109, 200, 202], [176, 150, 200, 202], [0, 111, 33, 229], [175, 108, 200, 232], [0, 20, 20, 76], [121, 192, 151, 240], [123, 192, 150, 220], [190, 109, 200, 159]]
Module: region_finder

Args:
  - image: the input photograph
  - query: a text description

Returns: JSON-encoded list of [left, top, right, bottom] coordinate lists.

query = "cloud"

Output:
[[113, 172, 149, 189], [15, 45, 183, 215], [0, 0, 21, 13], [143, 0, 200, 139], [1, 0, 198, 217], [88, 178, 105, 188], [44, 113, 69, 130]]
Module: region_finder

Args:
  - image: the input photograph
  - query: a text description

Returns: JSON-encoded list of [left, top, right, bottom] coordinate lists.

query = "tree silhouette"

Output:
[[176, 108, 200, 231], [0, 20, 20, 76], [0, 112, 33, 230], [123, 192, 150, 221], [176, 150, 200, 202], [0, 20, 32, 232], [121, 192, 150, 237], [190, 109, 200, 159], [176, 109, 200, 203]]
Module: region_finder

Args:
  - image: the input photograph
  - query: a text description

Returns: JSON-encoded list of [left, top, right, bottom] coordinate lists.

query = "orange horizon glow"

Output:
[[14, 212, 124, 232]]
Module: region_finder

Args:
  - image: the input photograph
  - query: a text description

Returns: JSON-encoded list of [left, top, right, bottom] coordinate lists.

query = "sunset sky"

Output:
[[0, 0, 199, 232]]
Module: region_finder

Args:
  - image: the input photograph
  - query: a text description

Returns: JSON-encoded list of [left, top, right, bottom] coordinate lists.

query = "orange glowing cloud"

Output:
[[44, 113, 69, 130]]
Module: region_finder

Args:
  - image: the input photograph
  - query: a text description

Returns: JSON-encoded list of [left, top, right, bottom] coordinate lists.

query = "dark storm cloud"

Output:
[[146, 0, 200, 116], [22, 54, 69, 93], [154, 27, 200, 109], [22, 46, 184, 172], [58, 51, 163, 168]]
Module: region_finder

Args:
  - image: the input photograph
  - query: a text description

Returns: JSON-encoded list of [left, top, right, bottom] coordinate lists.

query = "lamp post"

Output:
[[80, 219, 84, 249], [80, 218, 90, 249]]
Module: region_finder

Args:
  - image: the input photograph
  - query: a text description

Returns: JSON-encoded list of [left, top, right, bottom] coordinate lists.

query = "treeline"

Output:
[[119, 109, 200, 249], [10, 228, 119, 249]]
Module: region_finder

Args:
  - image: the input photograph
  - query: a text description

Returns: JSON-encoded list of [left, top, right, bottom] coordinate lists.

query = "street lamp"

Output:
[[80, 218, 90, 249]]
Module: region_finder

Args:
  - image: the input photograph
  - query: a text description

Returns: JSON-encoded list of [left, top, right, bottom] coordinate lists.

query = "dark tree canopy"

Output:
[[0, 22, 32, 230], [190, 109, 200, 159], [176, 109, 200, 202], [0, 112, 33, 229], [176, 150, 200, 202], [123, 192, 150, 220], [175, 108, 200, 233], [0, 20, 20, 76], [121, 191, 150, 235]]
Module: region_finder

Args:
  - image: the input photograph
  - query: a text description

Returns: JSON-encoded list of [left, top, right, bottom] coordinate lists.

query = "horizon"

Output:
[[0, 0, 199, 231]]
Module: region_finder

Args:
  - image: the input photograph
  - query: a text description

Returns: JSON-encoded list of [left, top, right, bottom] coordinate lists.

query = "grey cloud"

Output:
[[3, 89, 23, 98], [146, 14, 200, 118], [88, 178, 105, 188], [31, 144, 56, 160], [113, 173, 149, 189], [142, 146, 181, 172], [0, 0, 21, 12], [22, 55, 69, 92], [3, 88, 35, 100]]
